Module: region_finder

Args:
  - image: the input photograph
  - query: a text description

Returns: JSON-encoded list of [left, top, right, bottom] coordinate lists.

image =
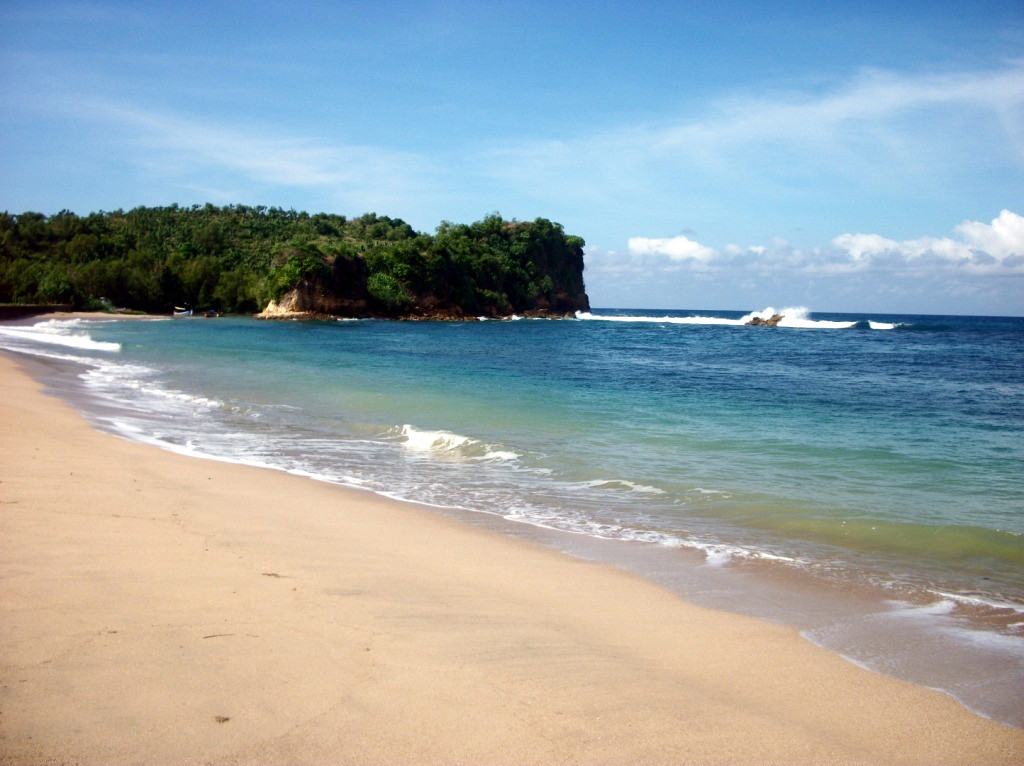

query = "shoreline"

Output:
[[13, 314, 1023, 729], [0, 310, 162, 326], [1, 351, 1022, 764]]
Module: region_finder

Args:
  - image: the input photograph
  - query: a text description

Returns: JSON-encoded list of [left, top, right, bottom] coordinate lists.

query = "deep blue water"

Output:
[[3, 306, 1023, 724]]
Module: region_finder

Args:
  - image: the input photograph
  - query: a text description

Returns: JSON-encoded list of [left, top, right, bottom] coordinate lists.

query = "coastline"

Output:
[[1, 351, 1022, 764], [0, 309, 160, 325]]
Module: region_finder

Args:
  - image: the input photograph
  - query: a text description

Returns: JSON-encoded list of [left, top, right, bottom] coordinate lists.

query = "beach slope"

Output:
[[1, 354, 1021, 765]]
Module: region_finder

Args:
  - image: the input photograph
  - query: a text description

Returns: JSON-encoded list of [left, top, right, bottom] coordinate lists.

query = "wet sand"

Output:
[[1, 352, 1021, 764]]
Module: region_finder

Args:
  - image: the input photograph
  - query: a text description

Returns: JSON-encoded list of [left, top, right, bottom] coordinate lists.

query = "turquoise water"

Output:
[[3, 307, 1023, 724]]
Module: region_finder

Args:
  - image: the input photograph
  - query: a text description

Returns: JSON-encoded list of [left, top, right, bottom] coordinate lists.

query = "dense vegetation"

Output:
[[0, 204, 590, 318]]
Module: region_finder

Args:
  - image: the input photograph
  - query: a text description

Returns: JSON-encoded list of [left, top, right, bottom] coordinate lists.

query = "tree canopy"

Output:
[[0, 205, 589, 317]]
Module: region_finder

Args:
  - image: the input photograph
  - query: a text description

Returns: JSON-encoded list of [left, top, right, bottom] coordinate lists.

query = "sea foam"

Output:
[[395, 425, 520, 462], [576, 307, 873, 329], [576, 311, 743, 326], [571, 479, 666, 494], [738, 307, 857, 329], [0, 325, 121, 352]]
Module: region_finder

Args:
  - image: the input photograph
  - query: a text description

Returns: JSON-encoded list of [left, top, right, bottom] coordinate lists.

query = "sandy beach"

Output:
[[1, 350, 1021, 765]]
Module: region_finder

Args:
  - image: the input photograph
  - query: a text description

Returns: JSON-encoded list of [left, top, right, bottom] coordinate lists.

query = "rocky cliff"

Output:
[[255, 215, 591, 321]]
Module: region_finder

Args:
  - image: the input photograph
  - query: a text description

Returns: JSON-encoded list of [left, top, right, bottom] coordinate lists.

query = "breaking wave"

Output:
[[0, 322, 122, 352], [739, 307, 856, 329], [576, 307, 896, 330], [392, 424, 521, 462], [569, 478, 666, 494]]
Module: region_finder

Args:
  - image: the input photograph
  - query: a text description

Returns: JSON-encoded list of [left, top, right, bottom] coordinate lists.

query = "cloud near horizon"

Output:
[[614, 210, 1024, 278], [627, 235, 718, 264]]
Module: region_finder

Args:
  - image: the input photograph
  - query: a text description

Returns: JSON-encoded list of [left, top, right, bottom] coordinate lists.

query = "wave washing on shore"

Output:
[[0, 320, 124, 352], [2, 308, 1022, 726]]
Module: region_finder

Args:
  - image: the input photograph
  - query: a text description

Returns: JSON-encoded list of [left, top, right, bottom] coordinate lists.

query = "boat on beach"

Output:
[[174, 305, 221, 318]]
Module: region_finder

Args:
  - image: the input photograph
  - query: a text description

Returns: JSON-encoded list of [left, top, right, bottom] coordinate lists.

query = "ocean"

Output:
[[2, 307, 1022, 726]]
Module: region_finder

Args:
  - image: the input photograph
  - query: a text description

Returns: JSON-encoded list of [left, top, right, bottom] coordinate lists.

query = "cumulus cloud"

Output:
[[956, 209, 1024, 259], [832, 210, 1024, 272], [627, 235, 718, 263], [609, 211, 1024, 280]]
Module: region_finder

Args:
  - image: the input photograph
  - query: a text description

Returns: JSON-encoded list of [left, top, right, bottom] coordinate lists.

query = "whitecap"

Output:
[[740, 306, 857, 329], [927, 590, 1024, 615], [576, 307, 860, 329], [399, 424, 476, 452], [576, 311, 744, 326], [392, 424, 521, 462], [571, 478, 666, 494], [473, 449, 520, 462]]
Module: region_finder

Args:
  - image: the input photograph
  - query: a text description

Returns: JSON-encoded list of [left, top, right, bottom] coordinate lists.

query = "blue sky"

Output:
[[2, 1, 1022, 314]]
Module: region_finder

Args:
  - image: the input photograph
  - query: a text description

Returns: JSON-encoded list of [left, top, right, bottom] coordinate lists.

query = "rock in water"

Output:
[[747, 314, 784, 326]]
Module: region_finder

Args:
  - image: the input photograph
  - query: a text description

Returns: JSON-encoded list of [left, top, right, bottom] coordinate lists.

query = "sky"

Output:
[[1, 0, 1022, 315]]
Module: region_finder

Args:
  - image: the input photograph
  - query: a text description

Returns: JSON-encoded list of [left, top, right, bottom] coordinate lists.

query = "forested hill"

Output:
[[0, 205, 590, 319]]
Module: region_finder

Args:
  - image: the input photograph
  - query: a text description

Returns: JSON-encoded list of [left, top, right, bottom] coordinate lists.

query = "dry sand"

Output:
[[1, 352, 1021, 765]]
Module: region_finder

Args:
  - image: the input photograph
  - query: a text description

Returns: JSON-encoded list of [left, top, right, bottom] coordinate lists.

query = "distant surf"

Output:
[[575, 306, 897, 329]]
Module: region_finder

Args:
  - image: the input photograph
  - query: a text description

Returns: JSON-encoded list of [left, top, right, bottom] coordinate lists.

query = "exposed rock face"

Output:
[[253, 295, 334, 321], [254, 264, 373, 320], [747, 314, 784, 326], [254, 298, 298, 319]]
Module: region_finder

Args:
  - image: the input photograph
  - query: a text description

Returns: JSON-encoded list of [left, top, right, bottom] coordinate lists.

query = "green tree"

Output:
[[0, 206, 588, 316]]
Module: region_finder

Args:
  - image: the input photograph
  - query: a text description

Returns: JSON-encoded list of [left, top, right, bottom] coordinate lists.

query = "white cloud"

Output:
[[482, 64, 1024, 245], [832, 210, 1024, 272], [662, 66, 1024, 154], [627, 235, 718, 262], [99, 103, 436, 190], [37, 96, 447, 215], [830, 233, 903, 261], [525, 65, 1023, 170], [613, 211, 1024, 283], [587, 213, 1024, 314], [956, 208, 1024, 258]]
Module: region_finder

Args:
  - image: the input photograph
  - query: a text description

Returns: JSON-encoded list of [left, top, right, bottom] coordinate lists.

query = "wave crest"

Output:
[[393, 425, 520, 462]]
